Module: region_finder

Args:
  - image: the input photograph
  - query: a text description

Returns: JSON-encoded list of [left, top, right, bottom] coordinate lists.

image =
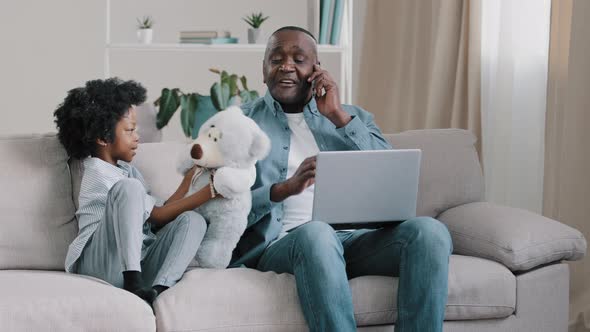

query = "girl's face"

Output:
[[108, 107, 139, 163]]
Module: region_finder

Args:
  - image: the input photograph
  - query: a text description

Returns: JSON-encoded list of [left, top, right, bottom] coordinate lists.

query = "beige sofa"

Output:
[[0, 129, 586, 331]]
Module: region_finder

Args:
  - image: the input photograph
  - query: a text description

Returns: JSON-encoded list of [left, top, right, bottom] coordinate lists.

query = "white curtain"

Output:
[[480, 0, 551, 214], [545, 1, 590, 330]]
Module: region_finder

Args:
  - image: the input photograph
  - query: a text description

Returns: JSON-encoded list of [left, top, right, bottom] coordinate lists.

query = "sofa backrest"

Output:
[[0, 134, 77, 270], [69, 142, 186, 211], [0, 129, 482, 271], [385, 129, 484, 217], [128, 129, 485, 219]]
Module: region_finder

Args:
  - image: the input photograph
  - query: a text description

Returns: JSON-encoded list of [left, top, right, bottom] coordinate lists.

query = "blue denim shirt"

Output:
[[230, 92, 392, 268]]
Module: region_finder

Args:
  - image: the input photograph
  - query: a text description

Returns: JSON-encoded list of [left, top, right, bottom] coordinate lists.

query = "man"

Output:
[[231, 26, 453, 332]]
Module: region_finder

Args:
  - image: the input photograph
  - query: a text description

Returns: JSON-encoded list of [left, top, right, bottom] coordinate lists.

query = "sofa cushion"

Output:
[[131, 141, 185, 201], [136, 103, 162, 143], [0, 134, 77, 270], [385, 129, 484, 217], [154, 255, 515, 331], [438, 202, 587, 271], [0, 270, 155, 331]]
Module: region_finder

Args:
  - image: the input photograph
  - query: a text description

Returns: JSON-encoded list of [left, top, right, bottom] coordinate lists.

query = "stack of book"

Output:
[[179, 30, 238, 44]]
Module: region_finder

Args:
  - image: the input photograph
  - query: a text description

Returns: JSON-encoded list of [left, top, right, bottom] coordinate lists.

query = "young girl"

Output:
[[54, 78, 215, 305]]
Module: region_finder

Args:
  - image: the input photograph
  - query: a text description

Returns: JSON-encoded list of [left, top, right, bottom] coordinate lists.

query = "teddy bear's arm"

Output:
[[213, 166, 256, 198]]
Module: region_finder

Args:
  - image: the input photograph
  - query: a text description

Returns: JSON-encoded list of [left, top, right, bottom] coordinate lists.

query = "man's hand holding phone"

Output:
[[308, 64, 351, 128]]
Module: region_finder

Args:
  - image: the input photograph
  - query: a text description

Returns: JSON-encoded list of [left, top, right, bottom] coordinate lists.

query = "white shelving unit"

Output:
[[104, 0, 353, 103], [107, 44, 346, 52]]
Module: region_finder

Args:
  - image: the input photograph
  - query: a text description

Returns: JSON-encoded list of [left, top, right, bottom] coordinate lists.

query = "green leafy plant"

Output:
[[136, 16, 154, 29], [242, 12, 269, 29], [154, 68, 259, 138]]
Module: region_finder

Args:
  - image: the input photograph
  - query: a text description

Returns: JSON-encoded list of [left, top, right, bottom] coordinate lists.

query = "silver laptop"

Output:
[[312, 149, 421, 227]]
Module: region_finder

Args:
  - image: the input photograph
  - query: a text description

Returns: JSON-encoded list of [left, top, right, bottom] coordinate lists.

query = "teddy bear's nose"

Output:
[[190, 144, 203, 160]]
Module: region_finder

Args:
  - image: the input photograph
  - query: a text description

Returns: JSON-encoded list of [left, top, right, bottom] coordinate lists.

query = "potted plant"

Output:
[[243, 12, 269, 44], [136, 15, 154, 44], [154, 68, 259, 139]]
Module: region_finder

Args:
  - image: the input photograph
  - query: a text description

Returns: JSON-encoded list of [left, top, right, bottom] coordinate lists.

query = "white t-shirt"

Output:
[[277, 112, 320, 241]]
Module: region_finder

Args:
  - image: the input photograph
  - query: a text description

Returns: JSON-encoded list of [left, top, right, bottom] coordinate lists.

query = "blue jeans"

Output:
[[256, 217, 453, 332]]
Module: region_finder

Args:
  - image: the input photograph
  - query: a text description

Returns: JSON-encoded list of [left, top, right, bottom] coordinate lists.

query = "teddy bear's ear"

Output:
[[249, 126, 271, 161], [225, 106, 244, 115]]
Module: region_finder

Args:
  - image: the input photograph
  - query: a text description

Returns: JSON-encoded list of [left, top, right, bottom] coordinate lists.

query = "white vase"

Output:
[[248, 28, 261, 44], [137, 29, 153, 44]]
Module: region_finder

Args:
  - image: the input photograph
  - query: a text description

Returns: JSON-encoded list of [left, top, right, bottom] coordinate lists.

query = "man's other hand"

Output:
[[286, 156, 316, 195], [270, 156, 316, 202]]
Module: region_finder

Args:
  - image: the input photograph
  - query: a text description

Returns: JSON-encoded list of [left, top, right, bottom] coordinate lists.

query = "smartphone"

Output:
[[311, 63, 321, 97]]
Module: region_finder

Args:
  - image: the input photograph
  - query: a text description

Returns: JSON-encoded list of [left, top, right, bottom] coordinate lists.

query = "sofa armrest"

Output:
[[437, 202, 586, 271]]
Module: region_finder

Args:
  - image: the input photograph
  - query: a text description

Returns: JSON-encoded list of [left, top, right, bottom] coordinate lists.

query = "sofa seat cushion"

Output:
[[154, 255, 515, 331], [0, 270, 155, 331]]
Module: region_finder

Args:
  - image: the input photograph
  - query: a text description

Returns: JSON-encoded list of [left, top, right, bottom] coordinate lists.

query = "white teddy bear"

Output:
[[177, 106, 271, 269]]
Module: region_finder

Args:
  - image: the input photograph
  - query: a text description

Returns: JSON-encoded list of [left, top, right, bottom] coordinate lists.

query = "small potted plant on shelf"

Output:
[[136, 15, 154, 44], [243, 12, 269, 44]]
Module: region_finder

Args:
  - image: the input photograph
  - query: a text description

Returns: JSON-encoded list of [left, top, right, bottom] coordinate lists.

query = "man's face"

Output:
[[263, 30, 318, 106]]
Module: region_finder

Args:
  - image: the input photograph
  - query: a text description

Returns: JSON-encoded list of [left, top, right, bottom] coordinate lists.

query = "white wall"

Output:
[[0, 1, 104, 136], [0, 0, 365, 140]]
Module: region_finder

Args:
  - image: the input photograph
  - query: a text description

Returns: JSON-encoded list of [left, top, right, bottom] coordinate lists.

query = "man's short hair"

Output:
[[270, 26, 317, 43]]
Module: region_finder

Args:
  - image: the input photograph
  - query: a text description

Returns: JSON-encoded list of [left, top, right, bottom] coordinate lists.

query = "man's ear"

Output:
[[262, 60, 267, 84]]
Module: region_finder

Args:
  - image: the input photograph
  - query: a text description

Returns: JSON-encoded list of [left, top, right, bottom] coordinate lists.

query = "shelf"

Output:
[[106, 43, 347, 53], [103, 0, 353, 103]]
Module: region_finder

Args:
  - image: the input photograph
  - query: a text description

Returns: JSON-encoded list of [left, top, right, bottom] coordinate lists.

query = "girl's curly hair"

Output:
[[54, 78, 146, 159]]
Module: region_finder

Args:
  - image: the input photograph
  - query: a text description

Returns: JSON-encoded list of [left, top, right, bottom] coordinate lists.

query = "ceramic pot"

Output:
[[247, 28, 261, 44], [137, 29, 153, 44]]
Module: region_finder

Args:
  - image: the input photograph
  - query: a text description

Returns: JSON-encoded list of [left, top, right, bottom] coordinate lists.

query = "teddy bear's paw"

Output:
[[195, 259, 227, 269], [196, 253, 229, 269], [187, 257, 200, 268], [213, 172, 238, 199], [213, 167, 255, 198], [195, 250, 231, 269]]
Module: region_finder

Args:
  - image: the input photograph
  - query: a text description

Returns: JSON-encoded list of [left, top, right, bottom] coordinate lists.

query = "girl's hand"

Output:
[[165, 165, 201, 206], [184, 165, 198, 182]]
